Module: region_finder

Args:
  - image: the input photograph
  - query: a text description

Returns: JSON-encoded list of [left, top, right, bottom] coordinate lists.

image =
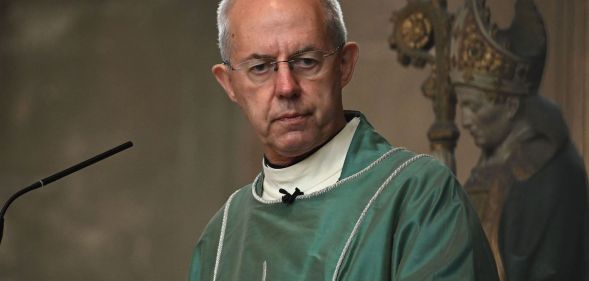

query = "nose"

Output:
[[274, 62, 300, 98]]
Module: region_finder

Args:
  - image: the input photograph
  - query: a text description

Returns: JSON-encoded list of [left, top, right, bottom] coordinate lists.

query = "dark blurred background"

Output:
[[0, 0, 586, 280]]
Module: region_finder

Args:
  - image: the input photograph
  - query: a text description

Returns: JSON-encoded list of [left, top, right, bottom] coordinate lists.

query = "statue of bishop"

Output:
[[449, 0, 589, 280]]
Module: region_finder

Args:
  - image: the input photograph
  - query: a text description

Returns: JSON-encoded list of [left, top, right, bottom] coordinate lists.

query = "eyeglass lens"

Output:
[[228, 46, 341, 84]]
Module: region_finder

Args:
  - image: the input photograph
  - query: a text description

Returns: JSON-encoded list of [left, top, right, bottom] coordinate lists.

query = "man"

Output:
[[189, 0, 498, 280], [450, 0, 588, 280]]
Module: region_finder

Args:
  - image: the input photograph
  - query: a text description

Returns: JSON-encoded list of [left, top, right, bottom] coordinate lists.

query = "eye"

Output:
[[465, 103, 482, 113], [246, 60, 273, 75], [291, 56, 320, 69]]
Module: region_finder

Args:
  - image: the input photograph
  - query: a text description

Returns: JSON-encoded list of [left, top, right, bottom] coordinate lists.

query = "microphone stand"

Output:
[[0, 141, 133, 246]]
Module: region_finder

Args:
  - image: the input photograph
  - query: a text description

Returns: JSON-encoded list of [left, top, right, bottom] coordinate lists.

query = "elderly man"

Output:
[[450, 0, 588, 280], [189, 0, 498, 280]]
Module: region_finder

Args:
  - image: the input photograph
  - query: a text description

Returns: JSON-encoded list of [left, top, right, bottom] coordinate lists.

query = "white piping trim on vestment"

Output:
[[331, 154, 429, 281], [262, 260, 267, 281], [251, 147, 405, 204], [212, 190, 239, 281]]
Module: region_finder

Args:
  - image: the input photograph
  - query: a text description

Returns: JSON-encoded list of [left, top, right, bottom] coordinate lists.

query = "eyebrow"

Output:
[[290, 46, 317, 56], [241, 45, 319, 61]]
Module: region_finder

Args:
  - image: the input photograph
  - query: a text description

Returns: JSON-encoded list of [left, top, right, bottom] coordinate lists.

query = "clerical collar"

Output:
[[261, 117, 360, 201]]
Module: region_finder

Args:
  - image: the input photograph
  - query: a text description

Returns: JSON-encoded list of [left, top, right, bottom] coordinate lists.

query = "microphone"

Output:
[[279, 187, 304, 204], [0, 141, 133, 246]]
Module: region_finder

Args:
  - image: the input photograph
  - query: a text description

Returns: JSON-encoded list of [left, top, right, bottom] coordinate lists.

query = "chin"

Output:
[[474, 139, 487, 149], [276, 142, 315, 158], [477, 142, 499, 153], [273, 134, 318, 158]]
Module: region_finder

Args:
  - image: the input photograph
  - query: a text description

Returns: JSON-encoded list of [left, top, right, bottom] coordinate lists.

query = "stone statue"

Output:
[[449, 0, 589, 280]]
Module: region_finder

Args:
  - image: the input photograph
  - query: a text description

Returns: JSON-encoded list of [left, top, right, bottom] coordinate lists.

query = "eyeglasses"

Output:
[[223, 44, 344, 84]]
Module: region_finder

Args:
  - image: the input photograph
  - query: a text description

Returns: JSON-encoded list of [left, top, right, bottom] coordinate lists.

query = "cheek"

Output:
[[301, 77, 341, 112], [461, 109, 473, 124], [478, 110, 512, 140], [233, 89, 273, 132], [243, 100, 269, 126], [491, 115, 512, 136], [475, 106, 500, 126]]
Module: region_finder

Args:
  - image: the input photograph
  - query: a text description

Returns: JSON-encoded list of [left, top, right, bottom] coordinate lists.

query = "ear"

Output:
[[212, 64, 238, 103], [338, 42, 359, 87], [505, 96, 520, 119]]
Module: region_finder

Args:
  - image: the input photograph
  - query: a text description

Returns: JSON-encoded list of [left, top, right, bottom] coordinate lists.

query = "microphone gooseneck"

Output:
[[0, 141, 134, 246], [279, 187, 304, 205]]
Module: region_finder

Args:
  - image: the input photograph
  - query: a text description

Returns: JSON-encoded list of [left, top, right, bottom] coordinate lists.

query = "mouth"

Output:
[[273, 112, 310, 124]]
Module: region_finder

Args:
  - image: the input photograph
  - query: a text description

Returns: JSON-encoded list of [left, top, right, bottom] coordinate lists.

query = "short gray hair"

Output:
[[216, 0, 348, 61]]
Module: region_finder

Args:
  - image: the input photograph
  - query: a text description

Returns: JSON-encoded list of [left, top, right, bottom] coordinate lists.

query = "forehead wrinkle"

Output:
[[227, 0, 329, 57], [291, 45, 320, 56]]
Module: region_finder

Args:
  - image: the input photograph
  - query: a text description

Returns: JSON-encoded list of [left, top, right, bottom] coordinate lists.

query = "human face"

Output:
[[213, 0, 359, 166], [455, 86, 517, 151]]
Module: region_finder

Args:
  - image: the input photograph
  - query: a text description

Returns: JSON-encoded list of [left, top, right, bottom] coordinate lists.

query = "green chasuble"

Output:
[[189, 112, 498, 281]]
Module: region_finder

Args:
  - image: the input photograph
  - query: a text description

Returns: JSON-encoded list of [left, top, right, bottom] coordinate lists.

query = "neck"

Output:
[[264, 146, 321, 168]]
